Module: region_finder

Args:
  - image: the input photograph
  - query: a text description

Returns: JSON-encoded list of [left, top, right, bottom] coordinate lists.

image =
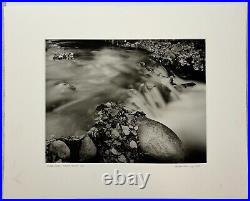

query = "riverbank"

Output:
[[106, 40, 206, 82]]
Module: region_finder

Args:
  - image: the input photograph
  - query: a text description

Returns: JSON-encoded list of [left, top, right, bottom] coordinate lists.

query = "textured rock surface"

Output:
[[79, 136, 97, 162], [49, 140, 71, 160], [138, 118, 184, 162], [89, 102, 145, 163], [46, 135, 84, 163]]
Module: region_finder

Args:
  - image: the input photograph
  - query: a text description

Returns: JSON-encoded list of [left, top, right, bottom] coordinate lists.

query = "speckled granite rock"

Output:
[[48, 140, 71, 161], [138, 118, 184, 162]]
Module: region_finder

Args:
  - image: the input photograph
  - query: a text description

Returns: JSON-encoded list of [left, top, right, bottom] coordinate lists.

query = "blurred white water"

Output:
[[148, 82, 206, 152], [126, 73, 206, 154]]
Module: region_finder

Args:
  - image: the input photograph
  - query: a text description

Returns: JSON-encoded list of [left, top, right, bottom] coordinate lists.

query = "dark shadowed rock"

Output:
[[181, 82, 196, 88], [79, 136, 97, 162], [137, 118, 184, 162]]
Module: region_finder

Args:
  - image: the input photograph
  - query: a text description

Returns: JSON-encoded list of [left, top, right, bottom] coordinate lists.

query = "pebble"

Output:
[[131, 130, 137, 136], [48, 135, 56, 140], [122, 125, 130, 135], [114, 140, 121, 146], [56, 159, 62, 163], [129, 140, 137, 149], [111, 129, 120, 138], [106, 102, 112, 107], [111, 148, 119, 155], [118, 154, 127, 163]]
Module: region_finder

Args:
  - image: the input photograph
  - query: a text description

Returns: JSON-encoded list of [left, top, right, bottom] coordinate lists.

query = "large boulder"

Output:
[[137, 118, 184, 162], [79, 136, 97, 162], [49, 140, 70, 160]]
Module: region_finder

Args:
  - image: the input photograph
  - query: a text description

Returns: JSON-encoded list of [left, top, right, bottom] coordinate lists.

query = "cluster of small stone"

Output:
[[108, 40, 205, 81], [88, 102, 146, 163]]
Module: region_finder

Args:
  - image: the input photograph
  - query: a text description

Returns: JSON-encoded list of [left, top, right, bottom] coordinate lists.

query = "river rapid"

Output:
[[46, 45, 206, 161]]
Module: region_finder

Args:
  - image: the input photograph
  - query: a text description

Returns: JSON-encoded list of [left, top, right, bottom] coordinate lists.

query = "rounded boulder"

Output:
[[138, 118, 184, 162], [49, 140, 71, 160], [79, 136, 97, 162]]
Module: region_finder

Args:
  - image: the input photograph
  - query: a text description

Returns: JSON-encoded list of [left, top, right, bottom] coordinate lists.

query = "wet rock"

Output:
[[137, 118, 184, 162], [118, 154, 127, 163], [139, 62, 146, 67], [181, 82, 196, 88], [129, 140, 137, 149], [111, 129, 120, 138], [173, 82, 196, 92], [173, 85, 183, 92], [106, 102, 112, 107], [110, 148, 119, 155], [113, 141, 121, 146], [131, 130, 137, 136], [56, 159, 63, 163], [47, 135, 56, 141], [121, 125, 130, 136], [79, 136, 97, 162], [49, 140, 70, 160], [96, 103, 108, 111], [54, 81, 76, 92]]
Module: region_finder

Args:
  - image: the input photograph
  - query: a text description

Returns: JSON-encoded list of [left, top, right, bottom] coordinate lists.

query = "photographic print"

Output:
[[46, 40, 206, 163]]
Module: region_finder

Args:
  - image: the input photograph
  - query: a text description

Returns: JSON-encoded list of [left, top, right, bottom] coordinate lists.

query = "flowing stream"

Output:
[[46, 45, 206, 160]]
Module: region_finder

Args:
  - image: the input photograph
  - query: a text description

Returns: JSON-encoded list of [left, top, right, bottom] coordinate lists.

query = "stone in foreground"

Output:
[[49, 140, 70, 160], [138, 118, 184, 162], [79, 136, 97, 162]]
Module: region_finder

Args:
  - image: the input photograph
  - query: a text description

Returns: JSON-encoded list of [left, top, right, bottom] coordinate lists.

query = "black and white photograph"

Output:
[[46, 40, 206, 163]]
